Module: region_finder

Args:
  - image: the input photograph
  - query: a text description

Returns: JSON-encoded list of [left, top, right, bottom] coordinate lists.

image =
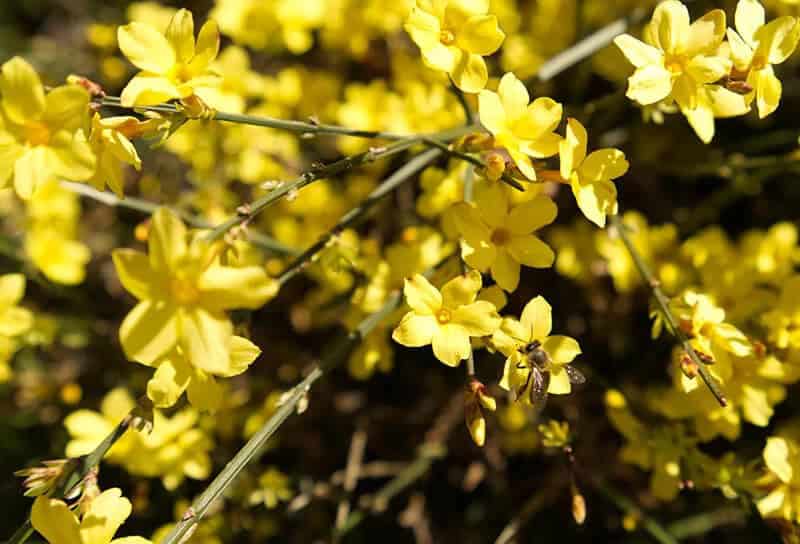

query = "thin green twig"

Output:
[[419, 137, 524, 191], [593, 479, 678, 544], [609, 214, 727, 407]]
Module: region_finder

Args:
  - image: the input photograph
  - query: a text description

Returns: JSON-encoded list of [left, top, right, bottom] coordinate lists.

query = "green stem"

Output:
[[160, 288, 407, 544], [593, 479, 678, 544], [61, 181, 298, 256], [277, 148, 442, 287], [206, 125, 477, 243], [609, 214, 727, 407], [419, 137, 524, 191]]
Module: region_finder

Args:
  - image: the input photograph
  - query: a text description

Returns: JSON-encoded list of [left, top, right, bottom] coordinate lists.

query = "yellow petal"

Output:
[[580, 149, 628, 183], [117, 22, 176, 73], [490, 249, 520, 292], [457, 14, 504, 56], [682, 98, 715, 143], [520, 132, 561, 159], [112, 249, 156, 301], [508, 196, 557, 235], [198, 265, 277, 310], [520, 296, 552, 340], [120, 300, 179, 364], [392, 312, 438, 347], [650, 0, 689, 54], [179, 307, 233, 374], [422, 42, 457, 74], [541, 335, 581, 365], [14, 147, 51, 200], [461, 238, 497, 271], [756, 487, 786, 517], [32, 496, 81, 544], [626, 65, 673, 105], [547, 366, 572, 394], [147, 357, 191, 408], [452, 300, 500, 336], [613, 34, 663, 68], [49, 129, 97, 182], [119, 74, 181, 107], [498, 72, 529, 120], [685, 9, 726, 57], [686, 55, 731, 85], [405, 6, 441, 51], [43, 85, 90, 129], [506, 147, 537, 180], [755, 16, 800, 65], [764, 437, 793, 483], [520, 97, 562, 139], [0, 137, 24, 187], [441, 269, 482, 309], [571, 176, 618, 228], [0, 273, 25, 307], [79, 488, 132, 544], [756, 69, 782, 118], [148, 207, 187, 273], [726, 29, 754, 70], [450, 50, 488, 93], [735, 0, 765, 46], [0, 307, 33, 336], [477, 88, 506, 135], [506, 234, 555, 268], [559, 118, 587, 179], [224, 335, 261, 377], [187, 374, 224, 411], [191, 20, 221, 70], [474, 177, 508, 228], [432, 324, 471, 366], [403, 274, 442, 315], [165, 9, 195, 63], [0, 57, 45, 125]]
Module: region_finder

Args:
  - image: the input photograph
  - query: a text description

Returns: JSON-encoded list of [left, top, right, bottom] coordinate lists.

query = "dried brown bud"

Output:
[[680, 353, 698, 378]]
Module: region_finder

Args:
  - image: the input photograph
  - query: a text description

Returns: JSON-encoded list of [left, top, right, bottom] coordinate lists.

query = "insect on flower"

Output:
[[516, 340, 586, 413]]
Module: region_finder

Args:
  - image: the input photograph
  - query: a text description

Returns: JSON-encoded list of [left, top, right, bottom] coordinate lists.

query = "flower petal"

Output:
[[685, 9, 726, 57], [432, 324, 471, 366], [0, 57, 45, 125], [450, 50, 488, 93], [756, 69, 782, 119], [507, 234, 555, 268], [393, 313, 437, 347], [626, 65, 673, 105], [452, 300, 500, 336], [498, 72, 529, 120], [187, 374, 224, 411], [613, 34, 663, 68], [119, 74, 181, 107], [118, 22, 176, 73], [542, 335, 581, 365], [735, 0, 765, 46], [165, 9, 195, 63], [191, 20, 221, 70], [402, 274, 442, 315], [571, 176, 618, 228], [119, 300, 178, 364], [405, 6, 442, 51], [579, 149, 629, 182], [148, 207, 188, 274], [224, 335, 261, 377], [650, 0, 690, 54], [112, 249, 156, 300], [520, 295, 552, 340], [441, 269, 482, 309], [147, 357, 191, 408], [79, 488, 132, 544], [457, 14, 504, 56], [755, 16, 800, 65], [507, 195, 557, 234], [198, 265, 278, 310], [14, 147, 51, 200], [547, 366, 572, 394], [490, 249, 520, 292], [764, 437, 793, 483], [32, 496, 81, 544], [559, 118, 587, 179], [478, 88, 506, 134], [179, 307, 233, 375], [0, 273, 25, 307]]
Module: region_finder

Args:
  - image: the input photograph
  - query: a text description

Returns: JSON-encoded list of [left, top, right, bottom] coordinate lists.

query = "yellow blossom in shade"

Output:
[[146, 335, 261, 411], [494, 296, 582, 398], [0, 274, 34, 338], [87, 114, 160, 196], [118, 8, 221, 107], [249, 467, 293, 509], [0, 57, 95, 199], [614, 1, 746, 143], [404, 0, 505, 93], [727, 0, 800, 118], [758, 436, 800, 521], [452, 185, 557, 292], [112, 207, 276, 377], [31, 488, 151, 544], [478, 72, 562, 180], [392, 270, 501, 367], [559, 118, 629, 228]]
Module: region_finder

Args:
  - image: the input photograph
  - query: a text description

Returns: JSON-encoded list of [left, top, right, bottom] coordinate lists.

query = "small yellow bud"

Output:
[[572, 490, 586, 525]]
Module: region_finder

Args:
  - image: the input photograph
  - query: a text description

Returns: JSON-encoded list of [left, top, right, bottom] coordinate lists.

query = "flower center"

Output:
[[664, 54, 686, 75], [24, 121, 50, 146], [174, 63, 194, 83], [491, 228, 511, 246], [751, 54, 767, 71], [170, 277, 200, 305], [439, 29, 455, 45], [436, 308, 452, 324]]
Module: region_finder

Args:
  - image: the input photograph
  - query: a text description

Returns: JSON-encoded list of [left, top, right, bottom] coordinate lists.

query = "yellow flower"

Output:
[[31, 488, 151, 544], [87, 114, 156, 196], [559, 118, 628, 228], [758, 436, 800, 521], [452, 185, 556, 291], [112, 208, 276, 377], [118, 8, 221, 106], [614, 1, 744, 142], [392, 270, 500, 366], [0, 273, 33, 339], [249, 467, 293, 509], [405, 0, 505, 93], [0, 57, 95, 199], [727, 0, 800, 118], [478, 72, 562, 180], [494, 296, 582, 398]]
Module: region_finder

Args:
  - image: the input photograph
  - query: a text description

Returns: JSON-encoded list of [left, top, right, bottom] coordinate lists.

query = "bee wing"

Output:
[[565, 365, 586, 385], [530, 368, 549, 410]]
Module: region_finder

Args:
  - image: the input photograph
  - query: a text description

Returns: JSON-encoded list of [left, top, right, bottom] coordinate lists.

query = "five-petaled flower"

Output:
[[405, 0, 505, 93], [118, 8, 221, 106], [478, 72, 562, 180], [392, 270, 500, 366], [559, 118, 629, 228], [112, 208, 277, 391]]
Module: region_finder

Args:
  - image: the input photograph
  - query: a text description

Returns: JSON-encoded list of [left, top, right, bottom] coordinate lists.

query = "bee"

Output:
[[516, 340, 586, 413]]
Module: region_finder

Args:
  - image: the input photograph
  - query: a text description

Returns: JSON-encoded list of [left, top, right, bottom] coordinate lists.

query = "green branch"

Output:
[[609, 214, 727, 407]]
